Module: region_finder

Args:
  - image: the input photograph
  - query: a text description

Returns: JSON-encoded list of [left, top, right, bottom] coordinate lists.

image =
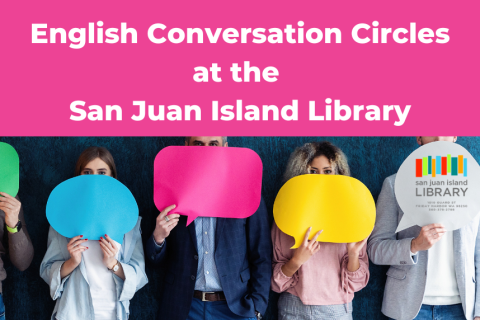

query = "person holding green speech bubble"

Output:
[[0, 142, 34, 320], [271, 141, 370, 320], [40, 147, 147, 320]]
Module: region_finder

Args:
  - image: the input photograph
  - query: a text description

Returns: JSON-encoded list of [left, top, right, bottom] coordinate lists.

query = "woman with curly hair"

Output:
[[271, 141, 369, 320]]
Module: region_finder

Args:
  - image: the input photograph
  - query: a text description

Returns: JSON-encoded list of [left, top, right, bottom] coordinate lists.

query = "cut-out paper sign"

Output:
[[0, 142, 19, 198], [154, 146, 263, 225], [395, 141, 480, 232], [47, 175, 139, 243], [273, 174, 375, 248]]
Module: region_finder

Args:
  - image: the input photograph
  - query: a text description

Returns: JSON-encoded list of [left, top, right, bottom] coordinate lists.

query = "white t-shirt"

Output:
[[83, 239, 121, 320], [423, 231, 461, 305]]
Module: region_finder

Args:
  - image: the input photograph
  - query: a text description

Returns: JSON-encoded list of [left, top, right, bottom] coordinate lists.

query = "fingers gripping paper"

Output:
[[154, 146, 263, 225], [46, 175, 139, 243], [395, 141, 480, 232], [273, 174, 375, 248], [0, 142, 19, 197]]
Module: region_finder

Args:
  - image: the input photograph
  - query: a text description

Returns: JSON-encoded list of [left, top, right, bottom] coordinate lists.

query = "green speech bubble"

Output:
[[0, 142, 19, 197]]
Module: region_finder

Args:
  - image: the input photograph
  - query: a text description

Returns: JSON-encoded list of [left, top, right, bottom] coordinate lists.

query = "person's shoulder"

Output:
[[385, 173, 397, 182], [382, 173, 397, 188]]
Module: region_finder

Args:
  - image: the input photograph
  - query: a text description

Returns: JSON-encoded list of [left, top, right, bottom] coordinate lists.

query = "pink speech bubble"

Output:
[[154, 146, 263, 225]]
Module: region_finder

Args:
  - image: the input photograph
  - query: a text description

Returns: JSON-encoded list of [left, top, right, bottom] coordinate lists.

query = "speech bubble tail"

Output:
[[186, 215, 197, 226], [290, 239, 302, 249], [395, 216, 416, 233]]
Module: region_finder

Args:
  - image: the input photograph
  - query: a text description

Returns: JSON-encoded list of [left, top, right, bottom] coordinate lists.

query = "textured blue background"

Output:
[[0, 137, 478, 319]]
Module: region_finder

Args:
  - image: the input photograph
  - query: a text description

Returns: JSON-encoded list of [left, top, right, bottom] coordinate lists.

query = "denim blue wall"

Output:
[[0, 137, 478, 320]]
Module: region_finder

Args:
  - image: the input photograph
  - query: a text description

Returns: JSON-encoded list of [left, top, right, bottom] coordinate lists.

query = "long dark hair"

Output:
[[74, 147, 117, 179]]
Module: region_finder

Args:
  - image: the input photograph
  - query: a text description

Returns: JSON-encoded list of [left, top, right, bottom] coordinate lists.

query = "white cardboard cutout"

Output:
[[395, 141, 480, 232]]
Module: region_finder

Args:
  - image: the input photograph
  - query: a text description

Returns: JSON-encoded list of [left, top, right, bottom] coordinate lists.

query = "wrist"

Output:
[[5, 218, 19, 229], [153, 235, 165, 245], [348, 251, 360, 259], [68, 257, 81, 268], [290, 256, 304, 269], [107, 259, 118, 270], [410, 238, 418, 254]]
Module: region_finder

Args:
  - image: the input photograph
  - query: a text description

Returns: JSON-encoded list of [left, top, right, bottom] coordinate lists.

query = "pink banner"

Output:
[[1, 0, 478, 136], [154, 146, 263, 225]]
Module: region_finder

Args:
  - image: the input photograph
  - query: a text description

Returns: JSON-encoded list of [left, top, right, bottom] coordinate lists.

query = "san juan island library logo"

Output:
[[416, 155, 467, 178]]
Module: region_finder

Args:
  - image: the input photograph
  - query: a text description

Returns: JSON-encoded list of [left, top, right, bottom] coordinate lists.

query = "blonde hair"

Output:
[[284, 141, 350, 182]]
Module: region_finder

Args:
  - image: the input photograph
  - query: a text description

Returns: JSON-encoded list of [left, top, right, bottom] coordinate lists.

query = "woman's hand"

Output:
[[99, 234, 119, 269], [346, 237, 368, 272], [346, 237, 368, 257], [100, 234, 125, 280], [281, 227, 322, 277], [67, 235, 88, 266], [292, 227, 323, 266], [0, 192, 22, 229], [153, 204, 180, 245], [61, 235, 88, 279]]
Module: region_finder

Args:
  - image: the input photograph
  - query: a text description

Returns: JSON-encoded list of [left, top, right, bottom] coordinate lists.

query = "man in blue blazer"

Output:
[[146, 136, 272, 320]]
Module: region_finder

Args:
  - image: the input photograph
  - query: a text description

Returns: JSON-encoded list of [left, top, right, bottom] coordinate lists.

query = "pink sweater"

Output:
[[271, 223, 369, 306]]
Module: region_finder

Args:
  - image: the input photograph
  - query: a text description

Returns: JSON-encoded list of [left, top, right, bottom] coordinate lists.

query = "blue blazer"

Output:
[[146, 198, 272, 320]]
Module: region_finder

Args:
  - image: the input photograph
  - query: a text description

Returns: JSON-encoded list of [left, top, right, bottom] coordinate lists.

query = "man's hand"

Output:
[[0, 192, 22, 229], [411, 223, 446, 254], [153, 204, 180, 245]]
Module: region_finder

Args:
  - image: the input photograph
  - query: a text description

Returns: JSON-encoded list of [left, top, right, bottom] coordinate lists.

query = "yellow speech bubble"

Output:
[[273, 174, 376, 248]]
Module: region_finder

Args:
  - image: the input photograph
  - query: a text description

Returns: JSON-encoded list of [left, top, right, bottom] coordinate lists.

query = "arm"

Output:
[[111, 233, 148, 302], [146, 234, 168, 266], [246, 198, 272, 315], [367, 177, 418, 266], [0, 194, 34, 271], [271, 223, 299, 292], [341, 240, 370, 293], [271, 223, 323, 291], [145, 204, 178, 266], [474, 218, 480, 318], [40, 227, 73, 300]]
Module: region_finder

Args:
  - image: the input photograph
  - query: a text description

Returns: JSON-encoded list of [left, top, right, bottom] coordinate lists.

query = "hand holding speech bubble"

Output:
[[273, 174, 375, 248], [395, 141, 480, 232], [0, 142, 19, 197], [47, 175, 139, 243], [154, 146, 263, 225]]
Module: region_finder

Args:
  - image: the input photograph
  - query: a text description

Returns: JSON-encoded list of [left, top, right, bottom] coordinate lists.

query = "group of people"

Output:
[[0, 135, 478, 320]]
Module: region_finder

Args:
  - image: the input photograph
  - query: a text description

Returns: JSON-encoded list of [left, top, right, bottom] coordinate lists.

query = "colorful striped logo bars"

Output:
[[416, 155, 467, 177]]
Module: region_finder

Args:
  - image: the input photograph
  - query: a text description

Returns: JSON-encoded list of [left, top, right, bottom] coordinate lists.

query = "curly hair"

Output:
[[283, 141, 350, 182]]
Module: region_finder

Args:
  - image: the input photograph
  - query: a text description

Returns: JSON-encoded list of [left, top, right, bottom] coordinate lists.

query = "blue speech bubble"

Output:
[[46, 175, 139, 243]]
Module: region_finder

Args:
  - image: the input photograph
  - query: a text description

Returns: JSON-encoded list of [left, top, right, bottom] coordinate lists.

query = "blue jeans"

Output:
[[389, 304, 466, 320], [0, 293, 5, 320], [187, 297, 256, 320]]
